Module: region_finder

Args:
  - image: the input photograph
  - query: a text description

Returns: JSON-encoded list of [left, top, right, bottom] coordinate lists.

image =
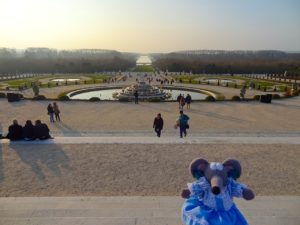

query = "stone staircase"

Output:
[[0, 196, 299, 225]]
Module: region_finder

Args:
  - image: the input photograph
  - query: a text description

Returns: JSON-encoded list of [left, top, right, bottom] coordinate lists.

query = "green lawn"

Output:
[[133, 65, 155, 72]]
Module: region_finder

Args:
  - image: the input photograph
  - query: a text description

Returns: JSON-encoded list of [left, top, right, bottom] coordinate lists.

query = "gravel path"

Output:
[[0, 143, 299, 197]]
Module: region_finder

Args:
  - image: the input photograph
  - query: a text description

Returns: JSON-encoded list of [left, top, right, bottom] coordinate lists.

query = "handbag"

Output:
[[186, 124, 190, 129]]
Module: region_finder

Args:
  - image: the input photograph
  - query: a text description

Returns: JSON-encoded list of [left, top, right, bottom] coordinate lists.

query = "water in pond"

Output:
[[51, 78, 80, 82], [136, 56, 152, 65], [205, 79, 235, 84], [70, 88, 208, 101]]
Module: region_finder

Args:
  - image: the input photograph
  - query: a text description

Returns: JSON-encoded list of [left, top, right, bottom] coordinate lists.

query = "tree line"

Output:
[[152, 50, 300, 75], [0, 48, 137, 74]]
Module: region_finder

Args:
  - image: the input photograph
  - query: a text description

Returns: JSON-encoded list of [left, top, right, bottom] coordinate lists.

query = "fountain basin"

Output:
[[68, 86, 210, 101]]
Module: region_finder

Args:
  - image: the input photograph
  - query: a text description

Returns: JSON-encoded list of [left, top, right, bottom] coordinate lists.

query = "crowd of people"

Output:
[[0, 119, 53, 141]]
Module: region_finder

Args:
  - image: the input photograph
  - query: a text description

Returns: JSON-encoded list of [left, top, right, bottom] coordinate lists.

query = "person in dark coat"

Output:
[[177, 94, 182, 108], [153, 113, 164, 137], [53, 102, 61, 121], [23, 120, 35, 141], [34, 120, 53, 140], [185, 94, 192, 109], [47, 104, 55, 123], [6, 120, 23, 141], [134, 91, 139, 104]]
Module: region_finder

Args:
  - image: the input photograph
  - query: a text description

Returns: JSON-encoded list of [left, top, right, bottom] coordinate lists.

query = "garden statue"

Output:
[[32, 83, 39, 96]]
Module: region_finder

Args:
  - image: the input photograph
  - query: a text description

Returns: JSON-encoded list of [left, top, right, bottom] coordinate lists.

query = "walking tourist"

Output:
[[153, 113, 164, 137], [185, 94, 192, 109], [177, 94, 182, 108], [178, 110, 190, 138], [47, 104, 55, 122], [53, 102, 61, 121], [179, 95, 186, 110], [134, 90, 139, 104], [240, 86, 247, 100]]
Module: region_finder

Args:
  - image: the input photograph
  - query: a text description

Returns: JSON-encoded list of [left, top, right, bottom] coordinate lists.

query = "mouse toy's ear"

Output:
[[190, 158, 209, 179], [223, 158, 242, 180]]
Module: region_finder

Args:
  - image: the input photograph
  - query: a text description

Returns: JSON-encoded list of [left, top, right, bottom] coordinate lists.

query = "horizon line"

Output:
[[1, 47, 300, 54]]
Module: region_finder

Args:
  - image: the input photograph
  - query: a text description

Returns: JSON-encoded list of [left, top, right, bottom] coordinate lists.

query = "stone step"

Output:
[[1, 136, 300, 145], [0, 196, 299, 225]]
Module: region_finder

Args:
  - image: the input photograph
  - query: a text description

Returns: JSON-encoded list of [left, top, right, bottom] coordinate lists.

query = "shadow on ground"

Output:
[[0, 124, 3, 182], [9, 142, 71, 181], [53, 121, 82, 137]]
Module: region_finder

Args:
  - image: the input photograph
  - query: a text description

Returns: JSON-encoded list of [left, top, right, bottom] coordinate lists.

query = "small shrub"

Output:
[[205, 95, 216, 102], [58, 94, 70, 101], [0, 92, 6, 98], [216, 95, 225, 101], [292, 90, 299, 96], [32, 95, 46, 100], [272, 94, 281, 99], [284, 91, 292, 98], [118, 97, 130, 102], [148, 98, 162, 102], [253, 95, 260, 101], [18, 94, 24, 99], [89, 97, 101, 102], [232, 96, 241, 101]]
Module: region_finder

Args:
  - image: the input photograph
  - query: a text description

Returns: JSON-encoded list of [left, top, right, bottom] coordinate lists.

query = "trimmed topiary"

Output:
[[89, 97, 101, 102], [232, 96, 241, 101], [0, 92, 6, 98], [18, 94, 24, 99], [118, 97, 130, 102], [283, 91, 292, 98], [292, 90, 300, 96], [253, 95, 260, 101], [272, 94, 281, 99], [148, 98, 162, 102], [32, 95, 46, 100], [205, 95, 216, 102], [58, 95, 70, 101]]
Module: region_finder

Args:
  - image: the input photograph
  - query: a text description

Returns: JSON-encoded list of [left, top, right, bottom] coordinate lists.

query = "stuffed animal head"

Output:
[[190, 158, 241, 195]]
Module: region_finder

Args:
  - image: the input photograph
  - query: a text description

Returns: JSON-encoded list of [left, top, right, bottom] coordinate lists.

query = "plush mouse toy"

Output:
[[181, 158, 254, 225]]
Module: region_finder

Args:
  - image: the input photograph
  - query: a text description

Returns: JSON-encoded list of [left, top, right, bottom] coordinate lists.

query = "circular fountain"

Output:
[[113, 80, 170, 100]]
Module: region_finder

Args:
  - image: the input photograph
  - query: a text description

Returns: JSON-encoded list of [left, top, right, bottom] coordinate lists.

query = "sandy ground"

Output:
[[0, 143, 299, 197], [1, 97, 300, 136]]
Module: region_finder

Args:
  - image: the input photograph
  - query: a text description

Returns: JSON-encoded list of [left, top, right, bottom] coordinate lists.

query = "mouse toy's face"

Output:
[[190, 158, 242, 195]]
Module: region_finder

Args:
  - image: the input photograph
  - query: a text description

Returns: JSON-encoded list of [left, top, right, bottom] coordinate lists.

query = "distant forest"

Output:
[[1, 48, 300, 75], [152, 50, 300, 75], [0, 48, 137, 74]]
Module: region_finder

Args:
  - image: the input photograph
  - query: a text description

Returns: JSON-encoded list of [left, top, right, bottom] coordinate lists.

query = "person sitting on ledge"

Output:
[[6, 120, 23, 141], [34, 120, 53, 140], [23, 120, 35, 141]]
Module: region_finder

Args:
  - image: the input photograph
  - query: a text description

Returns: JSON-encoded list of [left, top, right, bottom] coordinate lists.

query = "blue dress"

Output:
[[182, 177, 249, 225]]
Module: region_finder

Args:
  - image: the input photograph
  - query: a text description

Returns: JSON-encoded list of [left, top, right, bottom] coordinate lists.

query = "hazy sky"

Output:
[[0, 0, 299, 53]]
